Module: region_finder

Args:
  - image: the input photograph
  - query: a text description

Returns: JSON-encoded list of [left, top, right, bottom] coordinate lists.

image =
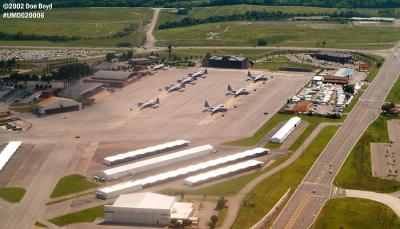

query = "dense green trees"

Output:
[[0, 32, 80, 42]]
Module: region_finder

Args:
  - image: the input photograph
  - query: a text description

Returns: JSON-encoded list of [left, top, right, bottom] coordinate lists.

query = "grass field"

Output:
[[253, 56, 318, 71], [0, 187, 26, 203], [232, 125, 338, 229], [335, 115, 400, 192], [386, 75, 400, 104], [313, 197, 400, 229], [50, 174, 99, 198], [34, 221, 47, 228], [216, 207, 228, 228], [48, 205, 104, 226], [157, 5, 398, 27], [155, 21, 400, 49], [0, 8, 152, 47]]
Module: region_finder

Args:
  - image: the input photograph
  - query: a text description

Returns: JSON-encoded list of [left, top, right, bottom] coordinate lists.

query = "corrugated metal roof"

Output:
[[104, 140, 189, 165], [185, 160, 263, 185], [92, 70, 132, 81], [112, 192, 175, 209], [62, 82, 102, 99], [0, 141, 22, 170], [335, 68, 354, 77], [100, 145, 215, 178], [271, 117, 301, 143], [97, 148, 267, 196]]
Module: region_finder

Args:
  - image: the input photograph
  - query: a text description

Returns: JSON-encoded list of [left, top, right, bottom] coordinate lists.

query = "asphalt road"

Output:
[[272, 42, 400, 229]]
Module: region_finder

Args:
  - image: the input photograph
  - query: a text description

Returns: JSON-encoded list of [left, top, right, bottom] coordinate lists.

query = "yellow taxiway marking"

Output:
[[198, 81, 264, 126], [106, 91, 170, 129], [285, 195, 311, 229]]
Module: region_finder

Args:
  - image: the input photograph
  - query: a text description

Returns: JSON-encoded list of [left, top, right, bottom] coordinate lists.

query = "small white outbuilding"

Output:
[[270, 117, 301, 143]]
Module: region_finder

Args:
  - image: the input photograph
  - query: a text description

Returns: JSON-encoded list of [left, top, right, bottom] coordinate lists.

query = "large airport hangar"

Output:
[[84, 70, 140, 88], [104, 192, 194, 226], [206, 55, 249, 69], [60, 82, 103, 101], [33, 96, 82, 115], [311, 51, 352, 64]]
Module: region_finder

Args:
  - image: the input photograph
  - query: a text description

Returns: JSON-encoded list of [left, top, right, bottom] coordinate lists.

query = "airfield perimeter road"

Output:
[[143, 8, 160, 50], [272, 42, 400, 229]]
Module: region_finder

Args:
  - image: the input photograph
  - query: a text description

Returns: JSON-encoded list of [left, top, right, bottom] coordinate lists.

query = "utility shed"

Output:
[[104, 192, 175, 225], [270, 117, 301, 143]]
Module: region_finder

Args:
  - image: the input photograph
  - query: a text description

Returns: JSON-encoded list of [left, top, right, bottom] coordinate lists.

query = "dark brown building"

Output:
[[322, 76, 349, 85], [311, 51, 352, 64], [206, 56, 249, 69]]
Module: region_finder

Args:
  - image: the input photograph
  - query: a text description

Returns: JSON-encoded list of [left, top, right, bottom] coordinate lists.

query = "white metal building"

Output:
[[0, 141, 22, 170], [270, 117, 301, 143], [105, 192, 176, 225], [334, 68, 354, 78], [96, 148, 267, 199], [104, 140, 190, 165], [185, 160, 264, 186], [98, 145, 215, 180]]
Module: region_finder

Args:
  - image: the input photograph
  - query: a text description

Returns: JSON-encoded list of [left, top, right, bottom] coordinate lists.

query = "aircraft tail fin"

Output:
[[137, 102, 143, 107], [155, 98, 160, 104], [204, 69, 208, 74], [204, 101, 210, 108]]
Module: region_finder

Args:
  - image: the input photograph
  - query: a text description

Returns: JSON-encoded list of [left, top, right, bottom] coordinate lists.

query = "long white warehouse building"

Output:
[[0, 141, 22, 171], [185, 160, 264, 186], [96, 148, 268, 199], [270, 117, 301, 143], [104, 140, 190, 165], [98, 145, 216, 180]]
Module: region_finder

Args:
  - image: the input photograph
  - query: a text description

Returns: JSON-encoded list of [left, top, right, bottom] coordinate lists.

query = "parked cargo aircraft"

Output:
[[189, 69, 208, 78], [246, 71, 268, 82], [166, 82, 185, 93], [203, 101, 228, 115], [226, 84, 250, 97], [153, 63, 168, 70], [177, 75, 197, 85], [138, 98, 160, 110]]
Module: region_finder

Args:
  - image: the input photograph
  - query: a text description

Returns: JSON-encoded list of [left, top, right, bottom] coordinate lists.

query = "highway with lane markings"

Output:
[[272, 42, 400, 229]]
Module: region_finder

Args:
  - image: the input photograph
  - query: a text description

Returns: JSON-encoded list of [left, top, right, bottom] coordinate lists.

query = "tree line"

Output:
[[0, 32, 80, 42], [158, 10, 369, 29], [15, 0, 400, 8], [1, 63, 92, 86]]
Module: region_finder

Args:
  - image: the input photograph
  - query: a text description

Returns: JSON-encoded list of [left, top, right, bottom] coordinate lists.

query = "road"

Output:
[[142, 8, 160, 50], [220, 123, 335, 229], [272, 42, 400, 229]]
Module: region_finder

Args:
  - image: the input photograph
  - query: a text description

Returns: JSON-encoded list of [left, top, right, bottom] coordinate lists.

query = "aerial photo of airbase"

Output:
[[1, 0, 400, 228]]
